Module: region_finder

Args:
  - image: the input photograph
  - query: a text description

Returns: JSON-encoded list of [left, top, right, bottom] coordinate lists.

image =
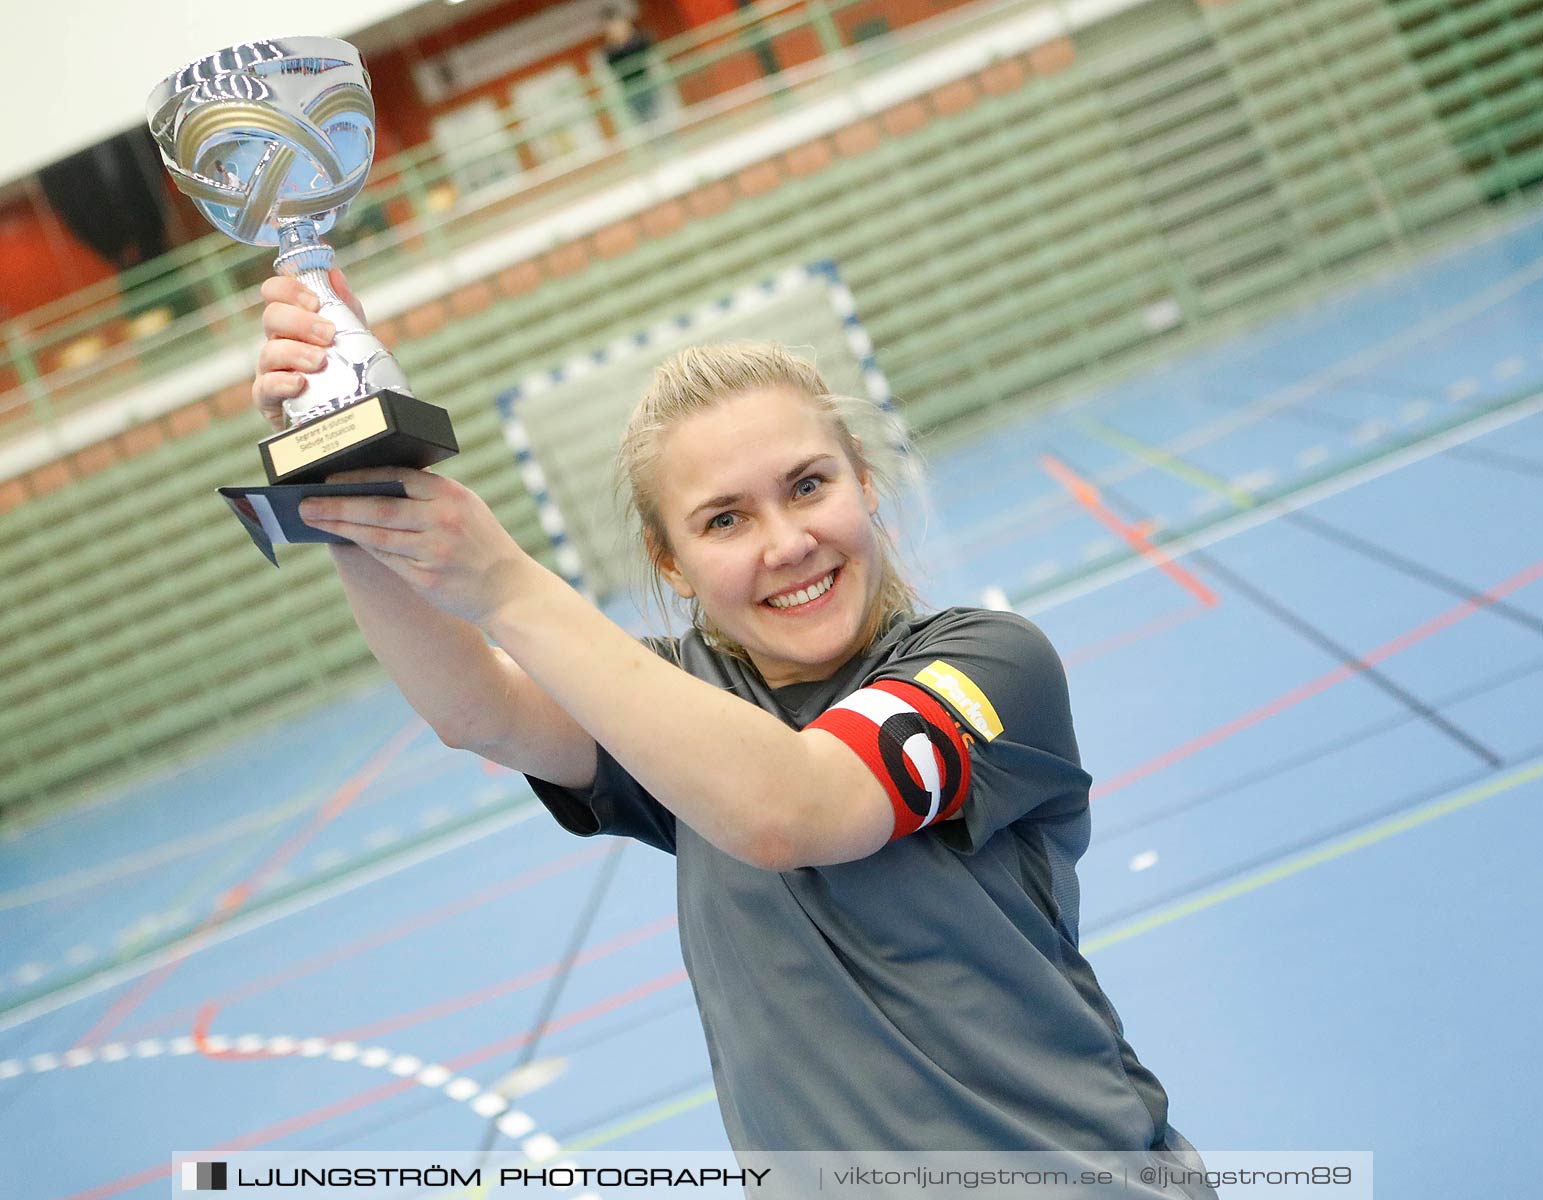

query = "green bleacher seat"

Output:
[[8, 0, 1533, 811]]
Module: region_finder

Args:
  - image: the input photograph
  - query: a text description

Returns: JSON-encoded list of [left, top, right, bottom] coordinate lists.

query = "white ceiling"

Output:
[[0, 0, 509, 189]]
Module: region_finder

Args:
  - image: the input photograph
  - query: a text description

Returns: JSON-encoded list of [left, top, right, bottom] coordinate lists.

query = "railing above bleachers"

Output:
[[6, 0, 1543, 814], [0, 0, 1020, 448]]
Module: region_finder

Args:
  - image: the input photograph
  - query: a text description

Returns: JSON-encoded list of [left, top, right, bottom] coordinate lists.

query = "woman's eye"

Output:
[[794, 476, 822, 498], [707, 512, 736, 531]]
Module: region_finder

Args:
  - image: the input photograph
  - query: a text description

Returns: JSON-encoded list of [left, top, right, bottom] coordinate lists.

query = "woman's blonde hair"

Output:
[[616, 341, 918, 665]]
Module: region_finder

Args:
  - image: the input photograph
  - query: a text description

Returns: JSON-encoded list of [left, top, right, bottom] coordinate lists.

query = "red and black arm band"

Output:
[[806, 679, 972, 841]]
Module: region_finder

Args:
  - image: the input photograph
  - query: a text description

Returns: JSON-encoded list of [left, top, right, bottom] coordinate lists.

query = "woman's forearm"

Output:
[[327, 544, 595, 785], [482, 565, 887, 868]]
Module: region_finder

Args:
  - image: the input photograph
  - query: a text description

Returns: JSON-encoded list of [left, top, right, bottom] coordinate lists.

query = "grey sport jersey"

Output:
[[528, 607, 1213, 1179]]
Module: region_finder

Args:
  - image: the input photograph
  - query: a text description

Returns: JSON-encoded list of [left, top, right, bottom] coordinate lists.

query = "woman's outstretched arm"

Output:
[[295, 470, 900, 871], [327, 543, 598, 788], [254, 271, 597, 789]]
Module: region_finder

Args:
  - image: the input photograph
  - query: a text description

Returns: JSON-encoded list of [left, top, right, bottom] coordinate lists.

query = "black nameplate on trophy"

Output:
[[257, 389, 458, 486]]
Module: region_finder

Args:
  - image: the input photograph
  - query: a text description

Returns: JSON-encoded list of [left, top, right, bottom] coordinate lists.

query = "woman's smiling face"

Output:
[[650, 386, 883, 687]]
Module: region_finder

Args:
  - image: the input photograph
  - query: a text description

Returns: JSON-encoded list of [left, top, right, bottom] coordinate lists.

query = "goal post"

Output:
[[495, 261, 908, 603]]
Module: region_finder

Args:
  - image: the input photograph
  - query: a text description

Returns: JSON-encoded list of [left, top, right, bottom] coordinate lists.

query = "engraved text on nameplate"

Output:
[[269, 398, 388, 477]]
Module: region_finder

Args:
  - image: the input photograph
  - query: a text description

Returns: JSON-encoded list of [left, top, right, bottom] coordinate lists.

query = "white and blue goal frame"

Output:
[[494, 260, 904, 602]]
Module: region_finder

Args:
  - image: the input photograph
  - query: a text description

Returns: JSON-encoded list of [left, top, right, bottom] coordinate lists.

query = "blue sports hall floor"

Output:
[[3, 212, 1541, 1200]]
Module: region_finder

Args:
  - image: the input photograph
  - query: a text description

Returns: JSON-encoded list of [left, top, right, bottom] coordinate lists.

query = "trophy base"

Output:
[[258, 389, 457, 485]]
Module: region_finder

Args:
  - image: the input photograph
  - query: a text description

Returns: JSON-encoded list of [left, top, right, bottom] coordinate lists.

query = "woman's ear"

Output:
[[859, 465, 880, 517], [851, 436, 880, 516], [645, 527, 695, 599]]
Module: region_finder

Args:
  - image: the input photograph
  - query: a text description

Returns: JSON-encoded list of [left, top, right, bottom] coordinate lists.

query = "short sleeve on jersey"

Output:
[[526, 741, 678, 855], [523, 635, 679, 856], [870, 609, 1092, 854]]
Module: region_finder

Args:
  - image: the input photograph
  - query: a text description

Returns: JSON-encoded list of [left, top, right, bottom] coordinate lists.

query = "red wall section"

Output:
[[676, 0, 736, 25], [0, 194, 116, 321]]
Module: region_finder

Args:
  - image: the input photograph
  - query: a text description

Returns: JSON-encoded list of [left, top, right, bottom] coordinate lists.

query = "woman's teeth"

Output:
[[766, 571, 835, 609]]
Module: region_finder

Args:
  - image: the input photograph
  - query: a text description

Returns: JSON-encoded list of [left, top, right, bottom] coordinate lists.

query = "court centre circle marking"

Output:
[[0, 1030, 554, 1154]]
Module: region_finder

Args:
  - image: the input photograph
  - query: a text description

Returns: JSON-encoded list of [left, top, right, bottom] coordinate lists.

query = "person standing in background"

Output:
[[602, 6, 659, 125]]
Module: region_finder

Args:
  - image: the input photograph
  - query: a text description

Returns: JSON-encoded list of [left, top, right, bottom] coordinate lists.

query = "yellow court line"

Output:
[[451, 1087, 723, 1198], [0, 730, 382, 913], [1082, 755, 1543, 954], [428, 757, 1543, 1196], [1075, 417, 1258, 509], [116, 837, 258, 961], [561, 1085, 721, 1155], [1024, 391, 1543, 616]]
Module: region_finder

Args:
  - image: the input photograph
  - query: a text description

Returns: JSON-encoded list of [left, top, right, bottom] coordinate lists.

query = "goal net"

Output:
[[496, 261, 908, 602]]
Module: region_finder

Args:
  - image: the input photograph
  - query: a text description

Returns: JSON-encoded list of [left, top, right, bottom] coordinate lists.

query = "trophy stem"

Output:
[[274, 219, 345, 307], [269, 217, 413, 427]]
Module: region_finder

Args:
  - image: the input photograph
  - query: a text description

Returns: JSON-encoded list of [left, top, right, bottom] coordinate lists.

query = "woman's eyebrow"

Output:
[[685, 454, 837, 521]]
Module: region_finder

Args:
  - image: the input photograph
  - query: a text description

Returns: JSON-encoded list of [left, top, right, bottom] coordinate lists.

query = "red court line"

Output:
[[117, 843, 612, 1043], [67, 541, 1542, 1199], [1062, 602, 1210, 668], [1092, 555, 1543, 800], [190, 912, 680, 1056], [73, 719, 427, 1051], [59, 968, 691, 1200], [17, 744, 475, 916], [1039, 453, 1219, 607], [322, 914, 679, 1044]]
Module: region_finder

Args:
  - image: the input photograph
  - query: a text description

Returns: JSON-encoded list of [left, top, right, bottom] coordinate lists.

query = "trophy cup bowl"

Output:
[[147, 38, 456, 495]]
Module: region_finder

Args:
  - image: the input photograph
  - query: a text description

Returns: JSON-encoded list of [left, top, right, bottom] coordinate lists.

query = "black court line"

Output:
[[1210, 365, 1460, 405], [1081, 733, 1543, 939], [1142, 393, 1543, 646], [1202, 367, 1543, 460], [1188, 383, 1543, 479], [1091, 654, 1543, 845], [294, 1087, 461, 1155], [1286, 511, 1543, 638], [1187, 381, 1409, 432], [471, 841, 629, 1165], [1179, 553, 1502, 768], [301, 841, 635, 1155], [1443, 443, 1543, 478], [1046, 447, 1505, 770]]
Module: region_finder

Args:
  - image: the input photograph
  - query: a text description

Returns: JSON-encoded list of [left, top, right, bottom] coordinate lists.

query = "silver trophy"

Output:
[[147, 38, 456, 492]]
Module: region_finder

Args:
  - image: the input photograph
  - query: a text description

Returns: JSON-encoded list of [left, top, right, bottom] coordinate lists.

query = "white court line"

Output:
[[1144, 260, 1543, 462], [0, 1030, 556, 1153], [0, 789, 327, 912], [0, 731, 463, 913], [0, 801, 543, 1037], [1022, 393, 1543, 616], [949, 259, 1543, 558]]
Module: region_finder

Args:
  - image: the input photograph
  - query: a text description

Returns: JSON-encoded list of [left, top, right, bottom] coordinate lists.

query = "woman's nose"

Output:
[[762, 514, 817, 568]]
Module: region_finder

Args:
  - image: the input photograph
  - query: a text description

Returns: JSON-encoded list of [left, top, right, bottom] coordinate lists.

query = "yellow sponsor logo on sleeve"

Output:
[[915, 660, 1004, 742]]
